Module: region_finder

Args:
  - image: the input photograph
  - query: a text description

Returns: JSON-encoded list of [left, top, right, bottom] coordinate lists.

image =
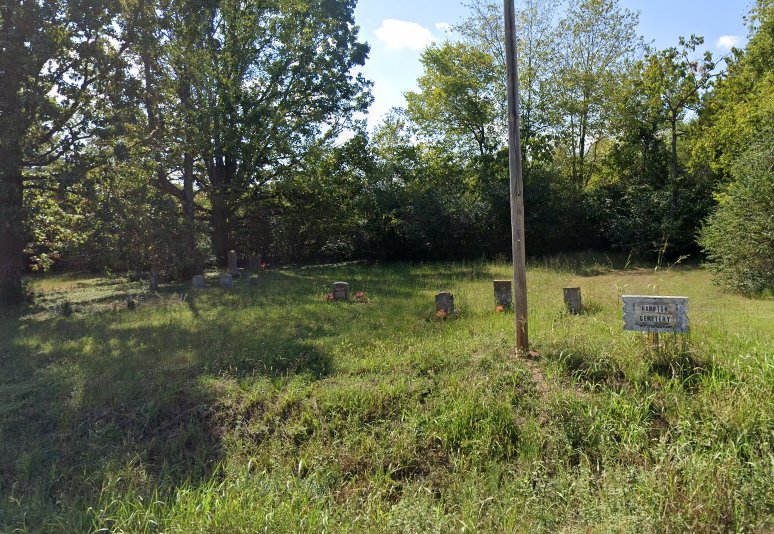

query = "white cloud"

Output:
[[374, 19, 435, 50], [435, 22, 451, 32], [716, 35, 740, 51]]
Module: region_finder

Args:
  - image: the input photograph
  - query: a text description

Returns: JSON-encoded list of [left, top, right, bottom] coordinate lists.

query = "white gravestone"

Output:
[[228, 250, 239, 277], [622, 295, 688, 333], [149, 268, 159, 291]]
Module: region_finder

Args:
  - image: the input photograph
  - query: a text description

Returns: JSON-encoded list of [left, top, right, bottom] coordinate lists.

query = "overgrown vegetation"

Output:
[[1, 260, 772, 531], [3, 0, 773, 303]]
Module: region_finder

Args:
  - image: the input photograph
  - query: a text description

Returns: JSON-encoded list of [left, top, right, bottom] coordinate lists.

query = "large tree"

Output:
[[405, 42, 499, 157], [697, 0, 774, 292], [639, 37, 714, 201], [0, 0, 132, 304], [454, 0, 559, 167], [186, 0, 371, 265], [551, 0, 642, 190]]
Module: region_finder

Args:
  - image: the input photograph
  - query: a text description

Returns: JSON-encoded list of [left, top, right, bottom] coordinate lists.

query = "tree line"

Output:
[[1, 0, 772, 304]]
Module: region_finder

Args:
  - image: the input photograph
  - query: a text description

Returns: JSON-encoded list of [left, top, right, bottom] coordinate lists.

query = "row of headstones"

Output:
[[187, 272, 585, 313], [433, 283, 582, 314], [192, 273, 258, 289], [147, 251, 261, 291], [228, 250, 263, 276], [184, 251, 262, 289], [330, 280, 583, 314]]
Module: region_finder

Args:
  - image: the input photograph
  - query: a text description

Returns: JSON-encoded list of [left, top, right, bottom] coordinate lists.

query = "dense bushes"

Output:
[[700, 135, 774, 294]]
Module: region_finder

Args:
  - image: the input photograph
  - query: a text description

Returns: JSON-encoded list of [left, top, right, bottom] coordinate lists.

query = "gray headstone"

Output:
[[192, 275, 205, 289], [248, 276, 258, 286], [435, 292, 454, 315], [333, 281, 349, 301], [493, 280, 512, 308], [149, 268, 159, 291], [228, 250, 239, 277], [248, 254, 262, 272], [220, 274, 233, 289], [563, 287, 582, 314]]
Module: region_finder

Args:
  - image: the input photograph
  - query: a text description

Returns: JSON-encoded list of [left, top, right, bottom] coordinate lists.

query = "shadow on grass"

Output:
[[272, 262, 504, 298], [546, 347, 625, 389], [648, 349, 732, 389], [0, 298, 333, 528]]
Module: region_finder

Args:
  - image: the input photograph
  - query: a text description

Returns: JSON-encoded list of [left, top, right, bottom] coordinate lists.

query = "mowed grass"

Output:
[[1, 256, 772, 532]]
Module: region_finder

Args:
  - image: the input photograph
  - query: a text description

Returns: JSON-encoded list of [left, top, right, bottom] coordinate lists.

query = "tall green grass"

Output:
[[1, 257, 772, 532]]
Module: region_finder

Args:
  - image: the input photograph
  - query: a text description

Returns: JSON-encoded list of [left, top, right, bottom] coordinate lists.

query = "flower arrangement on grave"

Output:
[[436, 309, 448, 319], [354, 291, 369, 304], [496, 305, 505, 313], [260, 262, 267, 270], [325, 293, 335, 303]]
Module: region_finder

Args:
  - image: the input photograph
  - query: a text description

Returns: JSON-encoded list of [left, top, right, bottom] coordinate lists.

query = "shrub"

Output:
[[700, 132, 774, 294]]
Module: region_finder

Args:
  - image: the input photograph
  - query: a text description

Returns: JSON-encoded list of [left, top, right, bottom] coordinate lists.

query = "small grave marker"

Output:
[[333, 282, 349, 301], [622, 295, 688, 333], [192, 275, 205, 289], [220, 274, 234, 289], [228, 250, 239, 277], [563, 287, 582, 314], [493, 280, 512, 308], [149, 268, 159, 291], [248, 254, 262, 272], [435, 292, 454, 315]]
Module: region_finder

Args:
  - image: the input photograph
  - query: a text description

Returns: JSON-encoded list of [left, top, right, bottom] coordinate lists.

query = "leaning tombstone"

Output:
[[192, 275, 205, 289], [220, 274, 234, 289], [248, 254, 262, 272], [563, 287, 582, 314], [333, 282, 350, 301], [149, 268, 159, 291], [228, 250, 239, 277], [435, 291, 454, 317], [493, 280, 512, 309]]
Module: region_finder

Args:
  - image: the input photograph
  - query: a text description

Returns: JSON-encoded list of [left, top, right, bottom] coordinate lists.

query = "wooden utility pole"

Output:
[[503, 0, 529, 352]]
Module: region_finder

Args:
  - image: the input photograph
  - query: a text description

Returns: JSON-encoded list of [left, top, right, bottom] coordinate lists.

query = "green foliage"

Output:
[[265, 132, 374, 263], [0, 0, 130, 303], [551, 0, 643, 190], [406, 42, 500, 156], [23, 181, 89, 272], [692, 1, 774, 292], [700, 134, 774, 294], [692, 0, 774, 177]]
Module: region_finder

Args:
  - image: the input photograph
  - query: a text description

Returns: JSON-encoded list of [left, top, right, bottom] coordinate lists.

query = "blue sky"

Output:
[[353, 0, 753, 129]]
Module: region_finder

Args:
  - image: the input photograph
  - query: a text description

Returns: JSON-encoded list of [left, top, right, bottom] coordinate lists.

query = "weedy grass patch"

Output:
[[1, 257, 772, 532]]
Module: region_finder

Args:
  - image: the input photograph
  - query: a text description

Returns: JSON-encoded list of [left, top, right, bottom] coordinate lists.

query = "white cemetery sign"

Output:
[[622, 295, 688, 333]]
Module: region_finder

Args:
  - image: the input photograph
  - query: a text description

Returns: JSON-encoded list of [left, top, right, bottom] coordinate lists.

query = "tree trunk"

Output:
[[208, 149, 237, 268], [578, 110, 588, 190], [0, 161, 24, 305], [210, 185, 230, 267], [181, 151, 198, 277], [669, 113, 679, 225]]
